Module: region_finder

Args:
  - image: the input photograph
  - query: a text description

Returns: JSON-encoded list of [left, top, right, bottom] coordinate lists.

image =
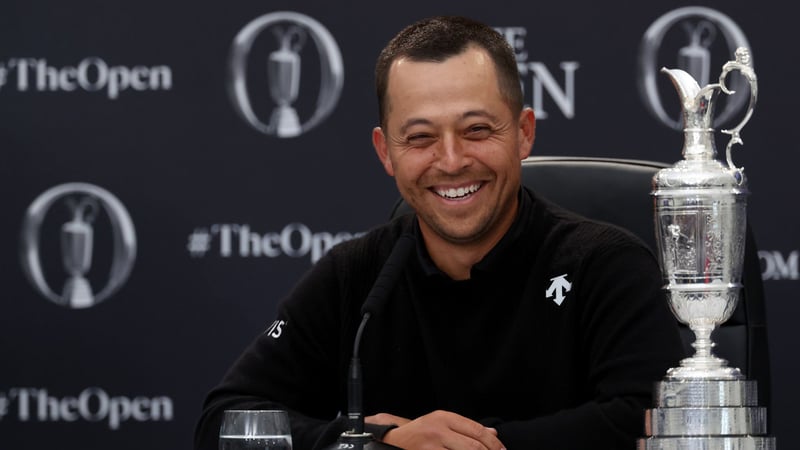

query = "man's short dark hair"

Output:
[[375, 16, 523, 128]]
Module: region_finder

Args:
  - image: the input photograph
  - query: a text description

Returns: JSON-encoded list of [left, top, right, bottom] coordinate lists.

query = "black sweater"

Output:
[[195, 189, 685, 449]]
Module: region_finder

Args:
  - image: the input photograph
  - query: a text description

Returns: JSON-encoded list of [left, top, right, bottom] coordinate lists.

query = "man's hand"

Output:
[[366, 410, 505, 450]]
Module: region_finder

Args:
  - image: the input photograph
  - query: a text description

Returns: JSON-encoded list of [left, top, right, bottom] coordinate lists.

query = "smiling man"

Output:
[[372, 43, 534, 281], [196, 16, 684, 450]]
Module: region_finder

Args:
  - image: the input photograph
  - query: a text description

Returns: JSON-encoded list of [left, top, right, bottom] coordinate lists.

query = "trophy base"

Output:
[[645, 406, 768, 435], [640, 378, 775, 449], [655, 379, 758, 407], [638, 436, 776, 450]]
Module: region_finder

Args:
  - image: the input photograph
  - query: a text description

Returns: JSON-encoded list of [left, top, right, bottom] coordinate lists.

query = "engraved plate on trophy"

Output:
[[268, 25, 306, 138], [638, 48, 776, 449]]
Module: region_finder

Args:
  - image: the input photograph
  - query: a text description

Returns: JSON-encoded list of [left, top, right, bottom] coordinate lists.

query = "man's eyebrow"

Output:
[[399, 118, 433, 135], [461, 110, 499, 122]]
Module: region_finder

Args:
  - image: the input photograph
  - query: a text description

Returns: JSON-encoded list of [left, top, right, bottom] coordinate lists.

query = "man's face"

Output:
[[373, 46, 535, 249]]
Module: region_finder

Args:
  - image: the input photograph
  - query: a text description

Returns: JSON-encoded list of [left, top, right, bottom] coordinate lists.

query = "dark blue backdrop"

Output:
[[2, 1, 797, 448]]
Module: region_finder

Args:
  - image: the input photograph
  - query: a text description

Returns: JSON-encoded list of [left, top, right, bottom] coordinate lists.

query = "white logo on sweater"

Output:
[[546, 274, 572, 306], [266, 320, 286, 338]]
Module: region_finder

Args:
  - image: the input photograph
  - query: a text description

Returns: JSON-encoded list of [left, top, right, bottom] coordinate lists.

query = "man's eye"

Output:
[[407, 134, 434, 146], [466, 126, 491, 138]]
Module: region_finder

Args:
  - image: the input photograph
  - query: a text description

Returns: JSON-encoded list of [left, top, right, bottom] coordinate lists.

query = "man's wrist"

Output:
[[365, 422, 399, 441]]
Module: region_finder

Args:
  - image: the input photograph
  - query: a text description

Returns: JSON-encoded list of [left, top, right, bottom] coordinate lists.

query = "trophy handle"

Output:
[[718, 47, 758, 177]]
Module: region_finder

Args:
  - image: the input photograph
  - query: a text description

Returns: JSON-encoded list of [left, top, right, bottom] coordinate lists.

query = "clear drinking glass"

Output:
[[219, 410, 293, 450]]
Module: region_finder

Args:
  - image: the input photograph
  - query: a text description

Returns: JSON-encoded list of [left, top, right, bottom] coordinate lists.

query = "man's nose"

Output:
[[434, 135, 470, 173]]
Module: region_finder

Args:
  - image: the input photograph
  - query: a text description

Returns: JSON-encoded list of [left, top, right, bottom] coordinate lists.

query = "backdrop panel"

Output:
[[2, 1, 797, 449]]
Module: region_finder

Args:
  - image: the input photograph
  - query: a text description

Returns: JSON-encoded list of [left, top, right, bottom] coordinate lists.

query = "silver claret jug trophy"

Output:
[[638, 48, 776, 449]]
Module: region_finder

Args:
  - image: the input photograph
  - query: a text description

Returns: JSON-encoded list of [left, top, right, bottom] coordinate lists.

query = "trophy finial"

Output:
[[735, 47, 751, 65]]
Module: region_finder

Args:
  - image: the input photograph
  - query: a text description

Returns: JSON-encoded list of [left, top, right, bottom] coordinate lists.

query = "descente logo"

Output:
[[0, 57, 173, 99], [0, 387, 174, 430]]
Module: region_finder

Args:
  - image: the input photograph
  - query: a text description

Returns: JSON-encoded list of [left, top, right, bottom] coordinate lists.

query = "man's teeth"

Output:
[[436, 183, 481, 199]]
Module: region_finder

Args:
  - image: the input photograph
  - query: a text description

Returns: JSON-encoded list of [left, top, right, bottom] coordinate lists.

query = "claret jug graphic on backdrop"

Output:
[[637, 6, 752, 130], [228, 11, 344, 138], [19, 183, 137, 309]]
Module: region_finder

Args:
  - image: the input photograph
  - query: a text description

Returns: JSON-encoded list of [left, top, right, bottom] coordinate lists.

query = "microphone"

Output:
[[328, 233, 415, 450]]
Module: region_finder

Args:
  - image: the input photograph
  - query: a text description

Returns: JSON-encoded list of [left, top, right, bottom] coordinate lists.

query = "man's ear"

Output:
[[372, 127, 395, 176], [517, 107, 536, 160]]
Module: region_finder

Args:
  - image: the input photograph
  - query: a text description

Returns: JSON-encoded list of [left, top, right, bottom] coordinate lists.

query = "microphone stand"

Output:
[[329, 312, 401, 450], [324, 234, 414, 450]]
